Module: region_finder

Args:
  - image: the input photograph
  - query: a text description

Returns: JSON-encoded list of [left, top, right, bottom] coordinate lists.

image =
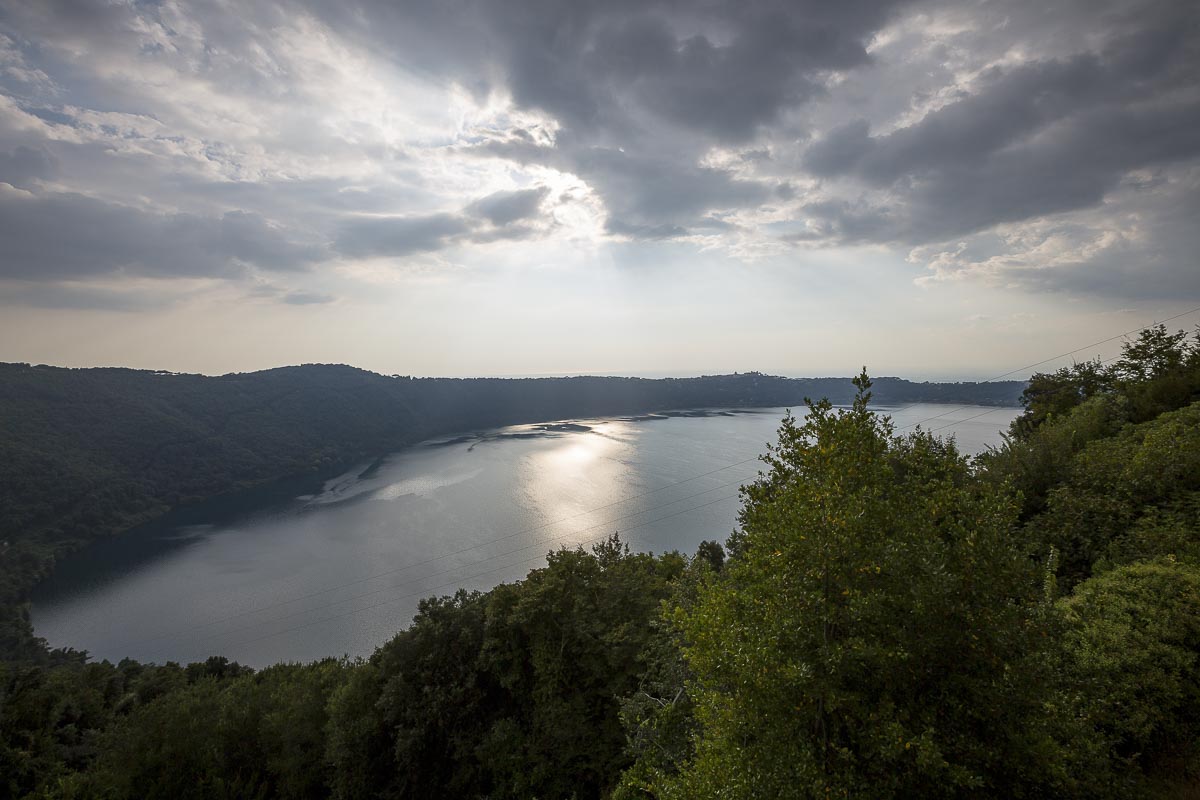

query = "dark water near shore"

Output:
[[31, 403, 1020, 667]]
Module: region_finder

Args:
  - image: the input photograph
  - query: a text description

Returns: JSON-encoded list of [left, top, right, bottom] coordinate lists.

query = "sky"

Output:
[[0, 0, 1197, 379]]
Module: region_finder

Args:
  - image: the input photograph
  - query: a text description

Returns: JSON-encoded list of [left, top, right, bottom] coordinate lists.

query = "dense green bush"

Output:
[[1062, 559, 1200, 784], [1024, 402, 1200, 587]]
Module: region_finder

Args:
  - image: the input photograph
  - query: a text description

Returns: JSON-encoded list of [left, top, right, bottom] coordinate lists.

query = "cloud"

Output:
[[334, 212, 471, 259], [0, 0, 1197, 303], [335, 185, 558, 257], [466, 186, 549, 226], [800, 10, 1200, 244], [282, 290, 336, 305], [802, 119, 872, 179], [245, 282, 338, 306], [0, 185, 322, 280], [806, 54, 1120, 183], [0, 281, 174, 311], [605, 219, 690, 240], [0, 144, 56, 187], [800, 96, 1200, 249], [311, 0, 906, 138], [561, 145, 775, 236], [305, 0, 911, 234], [567, 9, 874, 142], [909, 168, 1200, 300]]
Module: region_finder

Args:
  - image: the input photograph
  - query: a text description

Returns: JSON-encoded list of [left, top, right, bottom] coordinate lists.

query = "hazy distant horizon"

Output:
[[3, 356, 1037, 385]]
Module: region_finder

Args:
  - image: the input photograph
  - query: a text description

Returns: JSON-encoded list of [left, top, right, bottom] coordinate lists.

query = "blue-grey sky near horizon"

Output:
[[0, 0, 1197, 379]]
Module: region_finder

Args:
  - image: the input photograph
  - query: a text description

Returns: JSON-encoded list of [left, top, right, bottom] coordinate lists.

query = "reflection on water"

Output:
[[521, 419, 637, 543], [30, 403, 1019, 667]]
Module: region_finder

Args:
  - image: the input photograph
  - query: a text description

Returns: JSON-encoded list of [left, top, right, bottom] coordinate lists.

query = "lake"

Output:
[[31, 403, 1020, 667]]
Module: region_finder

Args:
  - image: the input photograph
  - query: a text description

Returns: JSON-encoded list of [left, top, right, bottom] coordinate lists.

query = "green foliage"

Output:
[[1010, 324, 1200, 441], [1015, 359, 1112, 436], [328, 536, 687, 800], [73, 660, 347, 800], [1027, 402, 1200, 587], [640, 374, 1084, 799], [977, 393, 1125, 519], [1, 659, 123, 797], [0, 656, 264, 799], [693, 540, 725, 573], [483, 538, 685, 798], [1100, 492, 1200, 572], [1061, 559, 1200, 782], [1114, 325, 1196, 384], [614, 549, 722, 798], [978, 325, 1200, 589], [328, 590, 494, 799]]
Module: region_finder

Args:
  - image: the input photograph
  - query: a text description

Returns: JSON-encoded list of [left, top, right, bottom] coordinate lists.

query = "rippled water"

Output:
[[31, 403, 1020, 667]]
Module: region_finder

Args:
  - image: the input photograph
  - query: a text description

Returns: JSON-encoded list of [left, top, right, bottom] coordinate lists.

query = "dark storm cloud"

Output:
[[803, 96, 1200, 247], [572, 9, 871, 142], [305, 0, 912, 233], [312, 0, 906, 141], [802, 11, 1200, 245], [914, 174, 1200, 301], [605, 220, 689, 240], [797, 199, 896, 243], [458, 135, 777, 236], [570, 146, 773, 232], [0, 188, 322, 280], [903, 101, 1200, 243], [805, 54, 1124, 183], [1006, 253, 1200, 302], [215, 211, 322, 270]]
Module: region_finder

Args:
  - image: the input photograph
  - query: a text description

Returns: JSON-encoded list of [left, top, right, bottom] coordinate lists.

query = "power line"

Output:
[[892, 305, 1200, 432], [961, 304, 1200, 384], [925, 407, 1014, 435], [919, 340, 1161, 437]]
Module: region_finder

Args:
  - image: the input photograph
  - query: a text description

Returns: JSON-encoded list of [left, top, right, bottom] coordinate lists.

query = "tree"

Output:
[[1015, 359, 1110, 436], [641, 373, 1088, 799], [1113, 325, 1193, 384], [326, 537, 688, 800], [1008, 325, 1200, 441], [1112, 325, 1200, 423]]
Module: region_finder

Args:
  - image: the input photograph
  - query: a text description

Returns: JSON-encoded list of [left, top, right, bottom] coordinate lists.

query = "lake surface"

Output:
[[31, 403, 1020, 667]]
